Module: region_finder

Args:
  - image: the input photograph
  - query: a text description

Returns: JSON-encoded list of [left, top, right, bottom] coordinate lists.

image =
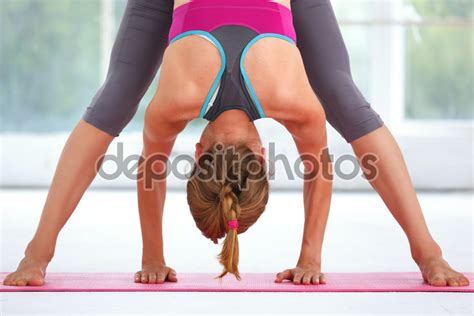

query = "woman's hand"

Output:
[[275, 263, 326, 285], [134, 262, 178, 284]]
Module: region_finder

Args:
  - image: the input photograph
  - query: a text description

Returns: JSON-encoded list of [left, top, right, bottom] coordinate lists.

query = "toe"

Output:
[[27, 275, 44, 286], [16, 278, 27, 286], [459, 276, 470, 286], [3, 275, 14, 285], [429, 274, 447, 287], [447, 277, 459, 287]]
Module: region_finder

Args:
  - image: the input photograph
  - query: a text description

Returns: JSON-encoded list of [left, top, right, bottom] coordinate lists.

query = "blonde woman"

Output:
[[4, 0, 468, 287], [135, 0, 332, 283]]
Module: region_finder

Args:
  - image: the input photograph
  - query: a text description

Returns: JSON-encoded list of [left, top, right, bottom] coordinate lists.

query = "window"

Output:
[[404, 0, 473, 120], [2, 0, 472, 133], [1, 0, 472, 189], [333, 0, 473, 125], [1, 0, 103, 132]]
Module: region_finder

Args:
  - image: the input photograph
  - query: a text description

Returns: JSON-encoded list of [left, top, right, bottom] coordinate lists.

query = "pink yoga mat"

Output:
[[1, 272, 473, 292]]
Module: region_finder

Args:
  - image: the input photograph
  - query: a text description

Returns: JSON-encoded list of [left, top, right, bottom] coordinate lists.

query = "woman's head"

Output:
[[186, 142, 269, 280], [196, 110, 265, 160]]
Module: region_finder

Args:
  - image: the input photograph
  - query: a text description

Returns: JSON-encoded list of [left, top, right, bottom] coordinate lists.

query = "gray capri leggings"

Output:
[[83, 0, 383, 142], [83, 0, 172, 136]]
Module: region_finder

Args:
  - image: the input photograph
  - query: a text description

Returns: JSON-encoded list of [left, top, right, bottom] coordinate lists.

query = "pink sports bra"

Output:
[[169, 0, 296, 43]]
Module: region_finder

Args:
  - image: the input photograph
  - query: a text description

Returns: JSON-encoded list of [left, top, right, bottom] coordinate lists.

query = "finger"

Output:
[[302, 272, 313, 285], [167, 269, 178, 282], [134, 272, 142, 283], [141, 272, 150, 284], [319, 273, 327, 284], [148, 272, 157, 284], [156, 272, 166, 284], [293, 271, 304, 284], [311, 274, 320, 285], [275, 270, 292, 283]]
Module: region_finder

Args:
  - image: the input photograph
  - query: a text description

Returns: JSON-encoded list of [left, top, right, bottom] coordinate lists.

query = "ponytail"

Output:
[[217, 185, 241, 280]]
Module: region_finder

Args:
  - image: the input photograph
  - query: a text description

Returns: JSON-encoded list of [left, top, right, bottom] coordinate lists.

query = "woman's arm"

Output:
[[135, 97, 188, 283], [294, 126, 333, 268], [276, 110, 333, 285]]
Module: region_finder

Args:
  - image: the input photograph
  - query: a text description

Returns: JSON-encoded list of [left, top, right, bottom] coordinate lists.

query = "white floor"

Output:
[[0, 190, 473, 315]]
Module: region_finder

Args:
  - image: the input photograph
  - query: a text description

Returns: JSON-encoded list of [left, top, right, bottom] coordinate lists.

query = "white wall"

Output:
[[1, 119, 472, 190]]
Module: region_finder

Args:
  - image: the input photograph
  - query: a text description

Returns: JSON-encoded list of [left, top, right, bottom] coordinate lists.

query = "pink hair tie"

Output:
[[228, 219, 239, 230]]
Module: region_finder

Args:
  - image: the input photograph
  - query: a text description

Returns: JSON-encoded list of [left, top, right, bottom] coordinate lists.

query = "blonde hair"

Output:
[[186, 143, 269, 280]]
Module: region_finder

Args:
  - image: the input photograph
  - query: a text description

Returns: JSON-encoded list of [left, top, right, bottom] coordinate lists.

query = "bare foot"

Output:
[[134, 262, 178, 284], [418, 256, 470, 287], [3, 256, 48, 286]]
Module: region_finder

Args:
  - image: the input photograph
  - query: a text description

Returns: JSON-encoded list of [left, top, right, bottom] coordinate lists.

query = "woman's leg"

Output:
[[3, 121, 112, 286], [3, 0, 173, 286], [83, 0, 173, 136], [292, 0, 468, 286], [352, 127, 469, 286]]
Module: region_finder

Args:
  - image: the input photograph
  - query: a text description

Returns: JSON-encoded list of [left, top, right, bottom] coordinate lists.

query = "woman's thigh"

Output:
[[83, 0, 173, 136], [291, 0, 383, 142]]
